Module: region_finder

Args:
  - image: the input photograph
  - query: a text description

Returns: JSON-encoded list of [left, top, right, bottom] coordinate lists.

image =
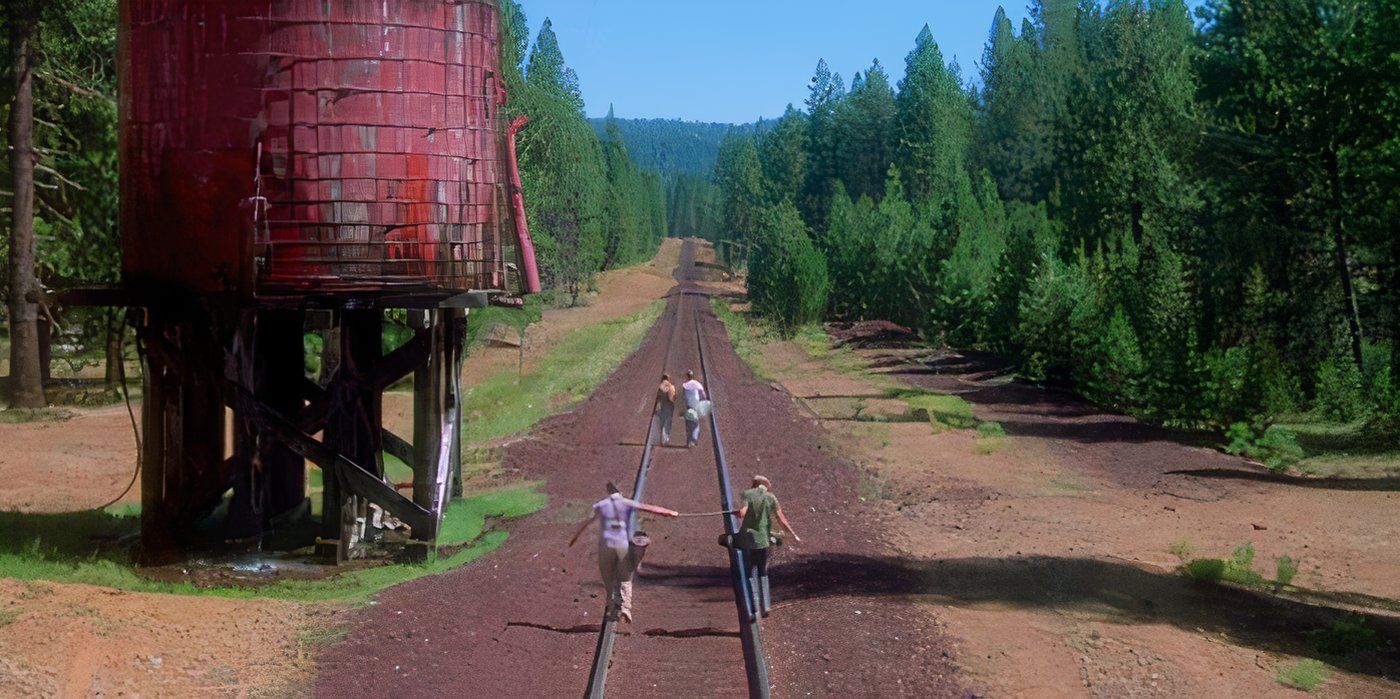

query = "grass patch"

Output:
[[893, 390, 978, 429], [974, 420, 1007, 454], [711, 299, 764, 375], [1310, 613, 1380, 656], [1183, 542, 1312, 591], [0, 484, 545, 602], [437, 485, 547, 546], [1276, 659, 1331, 692], [1274, 415, 1400, 478], [462, 301, 662, 447], [1168, 538, 1195, 562], [0, 608, 19, 627], [1049, 478, 1091, 493], [710, 300, 868, 381], [0, 408, 74, 424], [791, 323, 865, 375]]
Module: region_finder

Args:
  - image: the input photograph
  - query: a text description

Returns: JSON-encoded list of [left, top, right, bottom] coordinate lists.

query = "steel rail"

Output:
[[694, 298, 772, 699]]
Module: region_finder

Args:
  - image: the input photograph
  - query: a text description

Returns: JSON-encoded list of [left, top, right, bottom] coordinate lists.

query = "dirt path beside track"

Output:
[[729, 324, 1400, 697]]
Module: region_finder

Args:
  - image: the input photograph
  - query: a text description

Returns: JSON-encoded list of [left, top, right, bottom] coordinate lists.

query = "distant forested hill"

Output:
[[589, 117, 768, 177]]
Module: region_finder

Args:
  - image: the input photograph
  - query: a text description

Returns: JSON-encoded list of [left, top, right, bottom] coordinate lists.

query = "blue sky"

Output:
[[516, 1, 1205, 124], [517, 0, 1026, 123]]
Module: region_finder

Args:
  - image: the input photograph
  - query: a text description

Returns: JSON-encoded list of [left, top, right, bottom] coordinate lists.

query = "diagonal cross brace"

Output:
[[227, 384, 439, 539]]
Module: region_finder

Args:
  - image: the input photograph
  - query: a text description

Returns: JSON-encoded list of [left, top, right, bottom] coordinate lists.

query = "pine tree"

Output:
[[1057, 1, 1199, 249], [748, 203, 830, 334], [759, 106, 810, 208], [713, 132, 765, 265], [974, 11, 1051, 202], [516, 18, 609, 302], [896, 25, 973, 203], [802, 59, 846, 231], [835, 59, 898, 201]]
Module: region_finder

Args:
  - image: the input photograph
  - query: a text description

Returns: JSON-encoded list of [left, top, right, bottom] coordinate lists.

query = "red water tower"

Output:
[[115, 0, 538, 562]]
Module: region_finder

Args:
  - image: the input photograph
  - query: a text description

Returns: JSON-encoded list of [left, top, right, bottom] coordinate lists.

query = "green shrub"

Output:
[[1258, 426, 1305, 470], [1223, 422, 1303, 472], [1185, 543, 1267, 587], [748, 203, 831, 335], [1185, 558, 1225, 583], [1203, 346, 1266, 426], [976, 421, 1007, 438], [1362, 341, 1396, 411], [1276, 659, 1331, 692], [1230, 542, 1256, 571], [1314, 357, 1366, 421], [1310, 614, 1380, 656], [1168, 538, 1194, 562], [1275, 555, 1299, 590], [1256, 345, 1304, 416], [1089, 306, 1146, 409]]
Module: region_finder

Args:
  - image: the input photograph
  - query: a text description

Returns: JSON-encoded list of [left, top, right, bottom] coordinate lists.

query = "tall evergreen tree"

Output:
[[835, 59, 898, 201], [516, 19, 609, 302], [896, 25, 973, 203], [974, 10, 1052, 202], [801, 59, 846, 231], [1057, 0, 1200, 249], [759, 106, 810, 208], [713, 132, 765, 264], [1197, 0, 1390, 375]]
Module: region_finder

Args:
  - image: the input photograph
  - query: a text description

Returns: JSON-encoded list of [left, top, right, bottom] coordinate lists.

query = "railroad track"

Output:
[[583, 272, 771, 698]]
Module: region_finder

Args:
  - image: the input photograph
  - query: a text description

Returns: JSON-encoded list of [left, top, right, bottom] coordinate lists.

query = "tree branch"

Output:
[[34, 162, 85, 190], [37, 70, 115, 105]]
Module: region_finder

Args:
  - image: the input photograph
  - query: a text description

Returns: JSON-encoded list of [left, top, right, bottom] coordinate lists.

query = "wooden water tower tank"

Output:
[[116, 0, 538, 563]]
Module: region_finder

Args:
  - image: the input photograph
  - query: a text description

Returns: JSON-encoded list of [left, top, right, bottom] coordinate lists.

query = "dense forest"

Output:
[[585, 117, 778, 262], [587, 118, 740, 178], [716, 0, 1399, 437], [0, 1, 667, 407]]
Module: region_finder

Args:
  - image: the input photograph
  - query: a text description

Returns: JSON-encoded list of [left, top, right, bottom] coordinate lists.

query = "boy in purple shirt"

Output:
[[569, 482, 678, 622]]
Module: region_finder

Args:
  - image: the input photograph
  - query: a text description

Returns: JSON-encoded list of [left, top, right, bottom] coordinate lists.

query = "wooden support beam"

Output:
[[138, 334, 174, 565], [228, 309, 306, 539], [227, 385, 437, 538], [259, 310, 308, 518], [382, 428, 414, 467], [448, 309, 467, 499], [372, 327, 431, 392], [412, 310, 444, 515], [321, 310, 386, 561]]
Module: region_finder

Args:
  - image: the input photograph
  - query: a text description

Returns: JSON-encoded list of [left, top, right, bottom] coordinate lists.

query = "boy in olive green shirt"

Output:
[[735, 475, 800, 618]]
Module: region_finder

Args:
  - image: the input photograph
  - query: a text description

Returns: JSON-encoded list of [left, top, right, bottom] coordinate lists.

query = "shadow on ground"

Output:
[[636, 552, 1400, 679], [1168, 468, 1400, 492], [770, 554, 1400, 679]]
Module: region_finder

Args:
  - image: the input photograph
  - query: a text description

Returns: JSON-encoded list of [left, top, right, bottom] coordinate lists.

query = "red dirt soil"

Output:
[[313, 240, 968, 697]]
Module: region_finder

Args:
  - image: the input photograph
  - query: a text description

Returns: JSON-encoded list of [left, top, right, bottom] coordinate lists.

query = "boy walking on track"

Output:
[[656, 373, 677, 446], [569, 483, 679, 623], [735, 475, 800, 619], [681, 370, 707, 448]]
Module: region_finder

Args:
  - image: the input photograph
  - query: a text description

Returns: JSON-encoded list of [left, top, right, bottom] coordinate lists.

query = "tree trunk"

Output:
[[6, 7, 45, 409], [104, 310, 123, 389], [1327, 149, 1365, 374]]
